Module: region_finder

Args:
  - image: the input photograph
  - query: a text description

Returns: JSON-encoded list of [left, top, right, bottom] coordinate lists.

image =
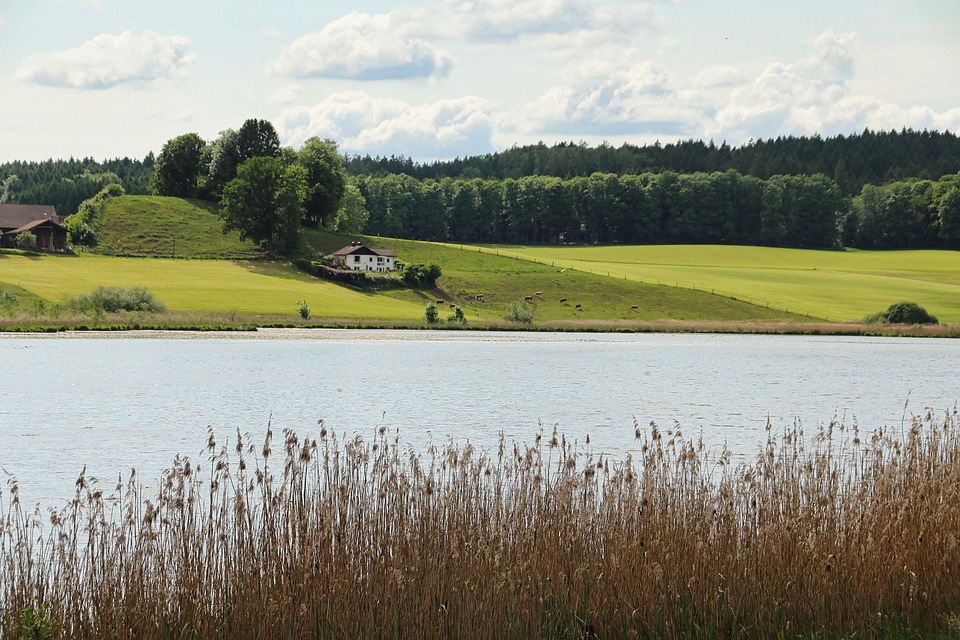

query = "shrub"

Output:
[[866, 301, 938, 325], [404, 263, 443, 288], [70, 286, 167, 313], [296, 299, 310, 320], [504, 300, 534, 323], [424, 302, 439, 324], [15, 230, 37, 251], [448, 306, 466, 323]]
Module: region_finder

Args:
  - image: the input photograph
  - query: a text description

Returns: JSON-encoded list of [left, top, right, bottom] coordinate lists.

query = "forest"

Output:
[[2, 128, 959, 251]]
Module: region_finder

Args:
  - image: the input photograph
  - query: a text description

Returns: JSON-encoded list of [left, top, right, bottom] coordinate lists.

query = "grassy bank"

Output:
[[3, 414, 959, 638]]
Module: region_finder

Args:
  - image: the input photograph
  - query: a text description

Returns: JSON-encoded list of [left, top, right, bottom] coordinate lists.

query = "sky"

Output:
[[1, 0, 959, 164]]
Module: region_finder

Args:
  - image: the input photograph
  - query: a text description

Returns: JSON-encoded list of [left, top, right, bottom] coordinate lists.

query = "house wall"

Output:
[[345, 254, 394, 272]]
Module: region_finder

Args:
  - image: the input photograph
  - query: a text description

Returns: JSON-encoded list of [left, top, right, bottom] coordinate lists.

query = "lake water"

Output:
[[2, 329, 958, 509]]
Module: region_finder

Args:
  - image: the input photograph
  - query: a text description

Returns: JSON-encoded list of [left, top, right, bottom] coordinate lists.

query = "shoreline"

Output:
[[1, 315, 958, 338]]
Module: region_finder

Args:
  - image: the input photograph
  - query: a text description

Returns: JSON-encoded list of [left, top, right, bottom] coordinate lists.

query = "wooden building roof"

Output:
[[0, 204, 60, 230]]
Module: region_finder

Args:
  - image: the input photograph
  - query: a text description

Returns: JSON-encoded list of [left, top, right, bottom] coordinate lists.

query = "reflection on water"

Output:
[[1, 329, 958, 508]]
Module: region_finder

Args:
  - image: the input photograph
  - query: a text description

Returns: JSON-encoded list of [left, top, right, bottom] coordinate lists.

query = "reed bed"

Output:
[[3, 412, 960, 639]]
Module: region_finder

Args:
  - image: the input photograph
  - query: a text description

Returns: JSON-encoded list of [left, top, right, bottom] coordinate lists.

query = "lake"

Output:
[[2, 329, 958, 509]]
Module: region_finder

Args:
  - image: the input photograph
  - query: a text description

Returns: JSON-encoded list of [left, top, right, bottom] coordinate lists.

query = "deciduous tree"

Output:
[[151, 132, 205, 198], [220, 156, 306, 257]]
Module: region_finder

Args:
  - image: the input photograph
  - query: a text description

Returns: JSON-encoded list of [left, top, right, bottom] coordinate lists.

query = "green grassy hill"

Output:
[[99, 196, 260, 259], [476, 244, 960, 323]]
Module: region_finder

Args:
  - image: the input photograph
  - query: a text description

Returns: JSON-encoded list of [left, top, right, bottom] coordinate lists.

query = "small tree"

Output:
[[15, 230, 37, 251], [424, 302, 439, 324]]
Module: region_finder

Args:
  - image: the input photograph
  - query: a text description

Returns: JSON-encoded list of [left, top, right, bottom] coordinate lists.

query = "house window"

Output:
[[377, 257, 384, 263], [354, 256, 360, 262]]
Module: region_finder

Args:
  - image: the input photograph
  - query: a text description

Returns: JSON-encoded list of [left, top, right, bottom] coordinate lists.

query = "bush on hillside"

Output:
[[865, 301, 938, 325], [70, 286, 166, 313], [505, 300, 534, 324], [403, 263, 442, 288], [63, 183, 125, 247]]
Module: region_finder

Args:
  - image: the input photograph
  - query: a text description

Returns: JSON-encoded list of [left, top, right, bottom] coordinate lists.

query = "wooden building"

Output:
[[0, 204, 68, 251]]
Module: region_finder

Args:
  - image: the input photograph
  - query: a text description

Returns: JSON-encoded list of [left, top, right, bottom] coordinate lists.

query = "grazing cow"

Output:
[[436, 299, 444, 305], [475, 294, 484, 301], [575, 304, 582, 310], [535, 291, 543, 297], [524, 295, 533, 302], [631, 305, 639, 311], [560, 298, 568, 303], [449, 304, 457, 308]]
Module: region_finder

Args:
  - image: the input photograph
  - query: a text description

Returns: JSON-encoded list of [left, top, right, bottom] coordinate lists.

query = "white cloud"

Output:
[[277, 91, 494, 158], [437, 0, 592, 40], [269, 85, 302, 105], [15, 31, 194, 90], [271, 12, 454, 81], [711, 29, 861, 139], [0, 13, 6, 28], [519, 61, 702, 137]]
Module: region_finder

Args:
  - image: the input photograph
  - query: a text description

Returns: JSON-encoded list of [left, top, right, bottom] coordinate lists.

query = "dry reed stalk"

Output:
[[2, 411, 960, 639]]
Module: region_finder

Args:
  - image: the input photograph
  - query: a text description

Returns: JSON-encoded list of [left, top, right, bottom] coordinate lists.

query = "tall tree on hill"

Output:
[[151, 132, 205, 198], [219, 156, 306, 257], [206, 120, 282, 198], [237, 118, 281, 161], [206, 128, 241, 198], [297, 137, 347, 229]]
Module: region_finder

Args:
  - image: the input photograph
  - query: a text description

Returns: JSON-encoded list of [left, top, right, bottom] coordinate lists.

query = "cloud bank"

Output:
[[271, 12, 453, 81], [16, 31, 194, 90], [278, 92, 493, 158]]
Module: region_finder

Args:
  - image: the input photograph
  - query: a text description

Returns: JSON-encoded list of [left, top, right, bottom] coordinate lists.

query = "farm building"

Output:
[[0, 204, 68, 251], [331, 243, 397, 272]]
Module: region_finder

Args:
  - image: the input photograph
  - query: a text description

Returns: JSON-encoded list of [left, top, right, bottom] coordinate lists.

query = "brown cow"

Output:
[[524, 295, 533, 302], [631, 305, 639, 311], [575, 304, 582, 310], [560, 298, 568, 303], [436, 299, 444, 305]]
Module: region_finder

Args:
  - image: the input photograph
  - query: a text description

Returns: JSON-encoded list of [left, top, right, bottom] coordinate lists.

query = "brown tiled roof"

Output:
[[0, 204, 59, 230], [331, 244, 396, 257]]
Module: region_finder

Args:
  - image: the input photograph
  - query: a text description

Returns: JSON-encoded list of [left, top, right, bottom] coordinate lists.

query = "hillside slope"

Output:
[[99, 196, 260, 258]]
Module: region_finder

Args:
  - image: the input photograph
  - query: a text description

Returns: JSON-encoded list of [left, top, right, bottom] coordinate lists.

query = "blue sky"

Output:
[[1, 0, 958, 163]]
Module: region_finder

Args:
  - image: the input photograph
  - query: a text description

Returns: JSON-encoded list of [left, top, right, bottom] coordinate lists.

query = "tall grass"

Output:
[[3, 412, 960, 638]]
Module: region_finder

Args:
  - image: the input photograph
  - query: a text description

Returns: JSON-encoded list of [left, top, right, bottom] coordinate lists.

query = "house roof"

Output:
[[332, 244, 396, 258], [0, 204, 59, 230], [4, 218, 67, 235]]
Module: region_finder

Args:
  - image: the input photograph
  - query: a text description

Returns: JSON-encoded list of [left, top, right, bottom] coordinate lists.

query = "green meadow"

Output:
[[0, 253, 424, 319], [2, 195, 958, 328], [463, 244, 960, 323]]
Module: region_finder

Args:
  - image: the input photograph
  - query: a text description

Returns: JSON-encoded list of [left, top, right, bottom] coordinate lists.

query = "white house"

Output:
[[331, 243, 397, 272]]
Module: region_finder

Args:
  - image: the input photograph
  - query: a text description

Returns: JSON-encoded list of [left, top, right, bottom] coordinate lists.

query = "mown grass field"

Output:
[[0, 253, 425, 319], [460, 244, 960, 323]]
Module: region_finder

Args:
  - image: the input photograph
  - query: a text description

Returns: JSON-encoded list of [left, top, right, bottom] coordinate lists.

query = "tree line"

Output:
[[357, 170, 960, 250], [3, 126, 960, 252], [345, 128, 960, 197], [0, 156, 153, 216]]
